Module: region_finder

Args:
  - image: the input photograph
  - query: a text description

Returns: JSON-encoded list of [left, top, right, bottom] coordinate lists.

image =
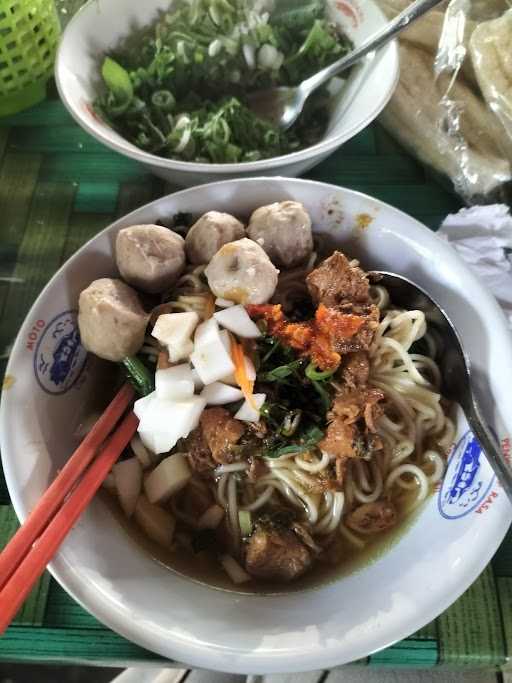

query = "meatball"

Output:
[[78, 278, 149, 362], [185, 211, 245, 264], [115, 224, 185, 294], [204, 238, 279, 305], [247, 201, 313, 268]]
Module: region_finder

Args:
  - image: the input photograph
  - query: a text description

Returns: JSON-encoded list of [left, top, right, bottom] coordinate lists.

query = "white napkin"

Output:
[[438, 204, 512, 328]]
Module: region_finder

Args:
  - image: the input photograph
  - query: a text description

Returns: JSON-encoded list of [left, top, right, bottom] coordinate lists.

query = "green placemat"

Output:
[[0, 507, 51, 628], [1, 95, 510, 669]]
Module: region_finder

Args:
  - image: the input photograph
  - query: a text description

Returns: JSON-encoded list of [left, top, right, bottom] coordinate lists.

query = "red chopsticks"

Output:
[[0, 383, 138, 633]]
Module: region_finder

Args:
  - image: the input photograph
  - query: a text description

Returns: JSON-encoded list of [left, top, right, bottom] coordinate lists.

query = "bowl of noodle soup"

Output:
[[2, 177, 512, 673]]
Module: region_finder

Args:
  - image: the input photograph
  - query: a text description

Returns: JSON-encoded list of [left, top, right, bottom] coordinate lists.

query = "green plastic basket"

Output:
[[0, 0, 61, 116]]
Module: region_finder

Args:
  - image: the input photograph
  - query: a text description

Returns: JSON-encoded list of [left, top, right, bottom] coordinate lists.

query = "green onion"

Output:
[[94, 0, 351, 164], [121, 356, 154, 396], [311, 380, 331, 412], [303, 425, 325, 444], [272, 0, 324, 30], [281, 410, 302, 437], [305, 362, 336, 381], [262, 360, 302, 382], [261, 336, 281, 363], [263, 425, 324, 459], [259, 402, 281, 429], [238, 510, 253, 537], [101, 57, 133, 105], [151, 90, 176, 112]]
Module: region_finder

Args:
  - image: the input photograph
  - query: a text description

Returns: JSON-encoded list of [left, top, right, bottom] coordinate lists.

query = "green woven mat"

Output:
[[0, 95, 510, 668]]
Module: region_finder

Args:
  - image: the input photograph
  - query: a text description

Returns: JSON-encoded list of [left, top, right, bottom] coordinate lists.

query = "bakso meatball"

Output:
[[247, 201, 313, 268], [78, 278, 149, 362], [185, 211, 245, 264], [204, 238, 279, 305], [116, 224, 185, 294]]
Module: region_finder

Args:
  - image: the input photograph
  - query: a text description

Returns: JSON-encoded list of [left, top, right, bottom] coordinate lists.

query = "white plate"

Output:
[[55, 0, 399, 186], [2, 178, 512, 674]]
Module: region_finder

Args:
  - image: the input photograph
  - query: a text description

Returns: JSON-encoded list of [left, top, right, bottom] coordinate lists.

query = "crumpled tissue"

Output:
[[438, 204, 512, 328]]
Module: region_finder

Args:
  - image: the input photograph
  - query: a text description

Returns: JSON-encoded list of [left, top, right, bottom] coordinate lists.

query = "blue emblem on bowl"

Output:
[[438, 429, 495, 519], [33, 311, 88, 395]]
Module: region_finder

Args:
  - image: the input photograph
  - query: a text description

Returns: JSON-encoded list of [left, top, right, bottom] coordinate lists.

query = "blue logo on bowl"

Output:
[[33, 310, 88, 395], [438, 430, 495, 519]]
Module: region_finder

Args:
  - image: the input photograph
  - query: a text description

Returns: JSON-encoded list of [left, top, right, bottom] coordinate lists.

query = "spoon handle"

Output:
[[302, 0, 445, 94], [467, 396, 512, 505]]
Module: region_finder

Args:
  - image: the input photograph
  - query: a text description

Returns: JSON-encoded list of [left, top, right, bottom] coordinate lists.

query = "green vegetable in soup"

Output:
[[254, 334, 333, 459], [238, 510, 253, 537], [121, 356, 154, 396], [262, 359, 303, 382], [262, 424, 325, 459], [305, 361, 336, 381]]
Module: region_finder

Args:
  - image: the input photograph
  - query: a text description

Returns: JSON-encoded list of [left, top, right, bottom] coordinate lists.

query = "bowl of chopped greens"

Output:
[[55, 0, 398, 186]]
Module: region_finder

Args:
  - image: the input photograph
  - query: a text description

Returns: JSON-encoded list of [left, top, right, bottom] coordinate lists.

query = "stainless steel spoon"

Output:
[[377, 271, 512, 504], [248, 0, 445, 129]]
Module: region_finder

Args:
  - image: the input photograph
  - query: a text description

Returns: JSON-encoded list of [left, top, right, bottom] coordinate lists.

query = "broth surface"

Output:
[[101, 484, 429, 595]]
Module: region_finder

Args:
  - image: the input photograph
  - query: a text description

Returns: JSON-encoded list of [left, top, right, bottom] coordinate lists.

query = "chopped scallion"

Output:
[[238, 510, 253, 537]]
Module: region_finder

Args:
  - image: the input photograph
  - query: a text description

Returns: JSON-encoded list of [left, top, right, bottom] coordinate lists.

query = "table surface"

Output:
[[1, 93, 512, 669]]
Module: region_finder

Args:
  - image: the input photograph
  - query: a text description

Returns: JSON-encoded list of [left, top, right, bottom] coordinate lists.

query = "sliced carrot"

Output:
[[230, 334, 256, 409]]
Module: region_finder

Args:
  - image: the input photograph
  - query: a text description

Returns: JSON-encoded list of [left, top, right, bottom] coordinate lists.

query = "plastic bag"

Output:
[[376, 0, 512, 203]]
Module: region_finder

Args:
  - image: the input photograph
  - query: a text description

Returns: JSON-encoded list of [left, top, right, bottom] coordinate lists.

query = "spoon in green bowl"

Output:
[[247, 0, 445, 129]]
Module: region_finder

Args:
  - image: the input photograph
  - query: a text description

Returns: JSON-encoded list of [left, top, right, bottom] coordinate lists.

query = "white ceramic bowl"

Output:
[[55, 0, 399, 187], [2, 178, 512, 674]]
